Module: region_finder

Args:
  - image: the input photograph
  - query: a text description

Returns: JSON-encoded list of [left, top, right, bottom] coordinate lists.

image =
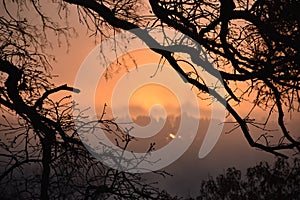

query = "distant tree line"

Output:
[[184, 158, 300, 200]]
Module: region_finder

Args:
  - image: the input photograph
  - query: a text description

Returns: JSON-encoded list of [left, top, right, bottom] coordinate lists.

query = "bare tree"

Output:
[[1, 0, 299, 198], [54, 0, 299, 157], [0, 1, 175, 199]]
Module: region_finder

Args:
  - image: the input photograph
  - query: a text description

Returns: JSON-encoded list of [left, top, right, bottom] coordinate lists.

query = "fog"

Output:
[[114, 112, 299, 197]]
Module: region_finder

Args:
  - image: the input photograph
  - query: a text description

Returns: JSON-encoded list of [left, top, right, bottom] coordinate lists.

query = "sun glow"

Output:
[[94, 48, 213, 120], [129, 83, 180, 119]]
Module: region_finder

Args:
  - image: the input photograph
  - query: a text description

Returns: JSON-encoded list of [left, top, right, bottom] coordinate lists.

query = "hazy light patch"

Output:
[[149, 104, 167, 121], [168, 133, 182, 140]]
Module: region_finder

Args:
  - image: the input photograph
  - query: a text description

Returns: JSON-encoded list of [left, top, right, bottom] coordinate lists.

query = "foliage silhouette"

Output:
[[194, 158, 300, 200]]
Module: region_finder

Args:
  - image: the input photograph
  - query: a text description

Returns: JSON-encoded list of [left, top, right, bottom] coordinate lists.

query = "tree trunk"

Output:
[[41, 137, 52, 200]]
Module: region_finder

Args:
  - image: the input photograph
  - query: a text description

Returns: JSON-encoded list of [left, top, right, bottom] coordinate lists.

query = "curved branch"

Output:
[[61, 0, 295, 158], [34, 84, 80, 109]]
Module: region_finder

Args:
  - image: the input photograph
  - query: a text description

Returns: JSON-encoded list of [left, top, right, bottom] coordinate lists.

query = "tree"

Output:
[[57, 0, 299, 157], [0, 0, 299, 199], [0, 2, 175, 200], [197, 158, 300, 200]]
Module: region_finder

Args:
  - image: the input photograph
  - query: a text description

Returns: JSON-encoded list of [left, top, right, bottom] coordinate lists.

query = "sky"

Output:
[[2, 1, 300, 198], [41, 3, 299, 196], [48, 12, 300, 198]]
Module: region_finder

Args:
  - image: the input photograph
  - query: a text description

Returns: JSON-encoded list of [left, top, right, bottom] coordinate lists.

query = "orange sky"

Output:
[[48, 28, 272, 122], [42, 3, 300, 130], [93, 48, 214, 120], [2, 0, 297, 124], [34, 3, 213, 122], [2, 2, 300, 197]]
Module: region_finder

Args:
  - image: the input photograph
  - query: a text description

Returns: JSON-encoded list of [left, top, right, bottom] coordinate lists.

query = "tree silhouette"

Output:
[[0, 2, 175, 200], [1, 0, 299, 199], [197, 158, 300, 200], [58, 0, 299, 157]]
